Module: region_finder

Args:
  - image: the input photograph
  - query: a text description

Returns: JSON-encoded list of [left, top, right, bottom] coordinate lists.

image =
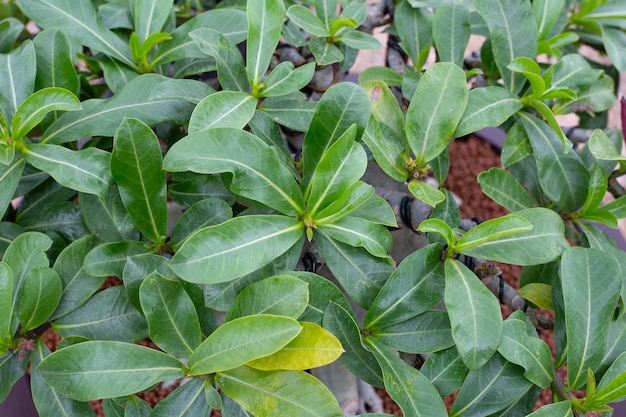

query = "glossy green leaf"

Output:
[[112, 118, 167, 242], [139, 273, 202, 357], [226, 275, 309, 321], [421, 346, 469, 397], [518, 283, 553, 310], [287, 272, 351, 326], [533, 0, 566, 40], [258, 95, 316, 132], [588, 128, 626, 162], [478, 167, 537, 212], [18, 266, 62, 332], [371, 309, 454, 354], [316, 229, 393, 308], [168, 174, 235, 208], [18, 0, 135, 69], [322, 301, 384, 387], [0, 41, 36, 123], [151, 378, 211, 417], [455, 215, 532, 253], [314, 181, 375, 225], [474, 0, 537, 93], [339, 30, 382, 50], [309, 37, 344, 65], [53, 286, 148, 342], [22, 144, 110, 198], [124, 395, 151, 417], [42, 75, 212, 144], [301, 82, 370, 189], [38, 340, 184, 401], [454, 87, 522, 138], [592, 351, 626, 406], [553, 76, 616, 115], [102, 398, 125, 417], [0, 262, 12, 350], [218, 366, 342, 417], [508, 57, 545, 98], [318, 217, 391, 259], [260, 61, 315, 98], [450, 353, 534, 417], [498, 310, 554, 388], [18, 201, 88, 241], [0, 18, 24, 53], [188, 91, 257, 134], [0, 350, 29, 402], [366, 243, 445, 330], [366, 337, 447, 417], [408, 180, 446, 208], [581, 163, 609, 215], [83, 240, 149, 278], [501, 123, 532, 168], [170, 198, 232, 250], [164, 128, 304, 216], [0, 159, 24, 220], [16, 177, 75, 220], [445, 258, 503, 369], [79, 189, 139, 243], [562, 247, 621, 389], [152, 9, 247, 67], [526, 401, 572, 417], [349, 193, 398, 227], [602, 26, 626, 73], [417, 219, 456, 249], [170, 215, 303, 285], [458, 208, 569, 266], [433, 1, 470, 66], [286, 5, 330, 37], [31, 338, 96, 417], [133, 0, 172, 42], [122, 253, 170, 311], [394, 1, 432, 66], [405, 62, 468, 167], [189, 314, 301, 375], [247, 321, 343, 370], [246, 0, 285, 87]]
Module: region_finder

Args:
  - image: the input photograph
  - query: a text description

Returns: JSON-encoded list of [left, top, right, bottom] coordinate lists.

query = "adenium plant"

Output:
[[0, 0, 625, 416]]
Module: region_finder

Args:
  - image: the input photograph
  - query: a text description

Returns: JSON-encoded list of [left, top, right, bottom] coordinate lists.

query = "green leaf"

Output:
[[518, 283, 553, 310], [170, 198, 232, 250], [258, 95, 316, 132], [478, 167, 537, 212], [122, 253, 170, 311], [133, 0, 172, 42], [526, 401, 572, 417], [260, 61, 316, 98], [455, 215, 532, 253], [0, 159, 24, 219], [151, 378, 211, 417], [170, 215, 304, 285], [339, 30, 382, 50], [365, 337, 447, 417], [405, 62, 468, 166], [286, 5, 330, 37], [42, 75, 212, 144], [529, 98, 571, 150], [246, 0, 285, 87], [450, 353, 534, 417], [497, 310, 554, 388], [301, 82, 370, 190], [349, 192, 398, 227], [581, 163, 609, 215], [16, 176, 75, 221], [0, 18, 24, 53], [306, 125, 367, 217], [38, 340, 184, 401], [453, 87, 522, 138], [315, 229, 393, 308], [31, 338, 96, 417], [79, 188, 139, 243], [508, 57, 546, 98], [0, 351, 29, 402], [226, 275, 309, 321], [0, 41, 36, 123], [602, 26, 626, 73], [562, 247, 621, 389], [592, 351, 626, 406], [365, 243, 445, 330], [314, 181, 375, 225], [139, 273, 202, 358], [188, 91, 257, 133], [445, 258, 503, 369], [124, 395, 151, 417], [189, 314, 301, 375], [22, 144, 110, 198], [518, 112, 589, 210], [433, 1, 470, 66], [168, 174, 235, 208], [18, 266, 62, 332], [454, 208, 569, 266], [152, 9, 247, 67], [83, 241, 149, 278], [18, 0, 135, 69], [394, 1, 432, 66], [247, 321, 343, 370], [408, 180, 446, 208], [218, 367, 341, 417], [417, 219, 456, 248], [53, 286, 148, 342], [371, 309, 454, 354], [421, 346, 469, 397], [474, 0, 538, 93], [0, 262, 12, 349], [501, 123, 533, 168], [111, 118, 167, 243], [533, 0, 566, 40], [358, 67, 404, 87], [308, 37, 344, 65], [10, 87, 81, 141], [322, 301, 384, 388], [588, 128, 626, 161], [553, 76, 616, 115], [318, 217, 392, 259], [164, 128, 305, 216]]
